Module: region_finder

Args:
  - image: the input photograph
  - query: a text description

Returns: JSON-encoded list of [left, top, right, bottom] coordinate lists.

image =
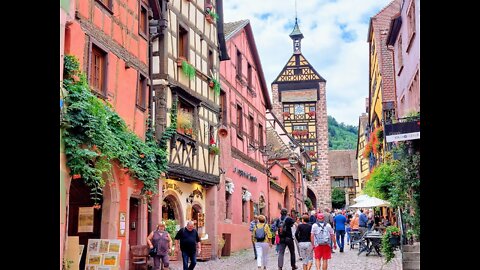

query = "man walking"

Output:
[[333, 210, 347, 252], [276, 208, 298, 270], [323, 208, 334, 253], [311, 213, 336, 270], [175, 221, 201, 270], [249, 215, 259, 260]]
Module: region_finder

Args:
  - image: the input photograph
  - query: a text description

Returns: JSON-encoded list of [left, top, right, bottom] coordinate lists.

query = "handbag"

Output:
[[149, 247, 157, 257]]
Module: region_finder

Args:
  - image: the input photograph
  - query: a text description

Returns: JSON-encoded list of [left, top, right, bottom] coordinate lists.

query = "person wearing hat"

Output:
[[147, 222, 173, 270], [311, 213, 336, 270]]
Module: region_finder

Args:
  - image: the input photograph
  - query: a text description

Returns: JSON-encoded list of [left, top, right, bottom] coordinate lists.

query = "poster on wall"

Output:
[[78, 207, 94, 233], [85, 239, 122, 270]]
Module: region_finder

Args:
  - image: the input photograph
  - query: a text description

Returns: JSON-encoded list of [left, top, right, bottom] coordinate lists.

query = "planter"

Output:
[[206, 15, 214, 24], [176, 57, 187, 67], [389, 235, 400, 246], [209, 80, 215, 88], [72, 174, 81, 179]]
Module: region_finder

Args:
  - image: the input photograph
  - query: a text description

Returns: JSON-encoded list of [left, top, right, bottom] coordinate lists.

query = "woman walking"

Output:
[[253, 215, 273, 270]]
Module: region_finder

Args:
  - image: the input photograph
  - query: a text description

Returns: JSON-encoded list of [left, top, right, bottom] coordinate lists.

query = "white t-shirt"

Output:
[[311, 222, 334, 246]]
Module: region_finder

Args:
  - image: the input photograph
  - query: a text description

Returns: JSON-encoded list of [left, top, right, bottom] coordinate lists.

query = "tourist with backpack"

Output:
[[249, 215, 259, 260], [276, 208, 298, 270], [311, 213, 336, 270], [252, 215, 273, 270]]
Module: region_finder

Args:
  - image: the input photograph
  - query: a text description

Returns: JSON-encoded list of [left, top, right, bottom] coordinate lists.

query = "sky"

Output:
[[223, 0, 393, 126]]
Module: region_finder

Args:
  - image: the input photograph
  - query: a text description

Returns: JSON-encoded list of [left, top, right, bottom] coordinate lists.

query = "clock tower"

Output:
[[271, 19, 331, 209]]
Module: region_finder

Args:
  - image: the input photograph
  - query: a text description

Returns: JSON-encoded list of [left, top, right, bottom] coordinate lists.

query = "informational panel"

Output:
[[85, 239, 122, 270], [197, 213, 205, 227], [78, 207, 94, 233], [118, 212, 126, 237], [281, 89, 317, 102]]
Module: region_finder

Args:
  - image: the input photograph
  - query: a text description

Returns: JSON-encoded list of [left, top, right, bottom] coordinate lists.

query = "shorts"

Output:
[[313, 245, 331, 260]]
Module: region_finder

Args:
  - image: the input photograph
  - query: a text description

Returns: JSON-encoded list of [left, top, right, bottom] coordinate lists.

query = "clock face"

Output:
[[294, 104, 305, 115]]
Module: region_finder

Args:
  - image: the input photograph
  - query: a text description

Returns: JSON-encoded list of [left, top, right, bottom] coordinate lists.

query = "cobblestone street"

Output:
[[168, 244, 402, 270]]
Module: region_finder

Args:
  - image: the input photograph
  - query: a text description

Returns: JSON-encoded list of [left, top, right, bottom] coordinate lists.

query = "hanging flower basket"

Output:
[[283, 112, 291, 117], [308, 150, 316, 157], [209, 145, 219, 155], [308, 111, 316, 117]]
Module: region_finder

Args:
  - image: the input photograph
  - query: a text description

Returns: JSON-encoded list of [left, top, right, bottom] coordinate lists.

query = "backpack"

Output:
[[277, 216, 288, 237], [314, 222, 331, 246], [255, 224, 266, 242]]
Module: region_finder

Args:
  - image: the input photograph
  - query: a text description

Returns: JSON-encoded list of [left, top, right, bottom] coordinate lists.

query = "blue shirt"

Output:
[[334, 214, 347, 231], [359, 213, 368, 227]]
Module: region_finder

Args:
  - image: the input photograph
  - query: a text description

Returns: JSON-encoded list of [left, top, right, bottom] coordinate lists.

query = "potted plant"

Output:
[[308, 111, 316, 117], [177, 110, 193, 136], [308, 150, 316, 157], [406, 229, 415, 245], [283, 111, 291, 117], [381, 226, 401, 263], [165, 219, 179, 260]]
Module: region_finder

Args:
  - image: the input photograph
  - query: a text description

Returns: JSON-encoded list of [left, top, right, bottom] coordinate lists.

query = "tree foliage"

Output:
[[62, 55, 175, 204], [331, 187, 346, 209], [328, 116, 357, 150]]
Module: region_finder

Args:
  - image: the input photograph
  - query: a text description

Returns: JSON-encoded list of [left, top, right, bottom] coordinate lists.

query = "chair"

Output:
[[130, 245, 149, 270]]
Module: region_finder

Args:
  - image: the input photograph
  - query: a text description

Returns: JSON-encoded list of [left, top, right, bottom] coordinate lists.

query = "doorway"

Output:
[[162, 195, 182, 227], [129, 198, 140, 246], [68, 179, 102, 270]]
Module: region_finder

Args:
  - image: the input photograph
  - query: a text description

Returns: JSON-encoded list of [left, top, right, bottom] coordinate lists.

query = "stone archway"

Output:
[[307, 188, 317, 211], [162, 193, 184, 228]]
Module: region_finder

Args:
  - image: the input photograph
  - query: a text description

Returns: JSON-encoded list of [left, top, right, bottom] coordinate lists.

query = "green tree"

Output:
[[363, 161, 396, 200], [331, 187, 346, 209]]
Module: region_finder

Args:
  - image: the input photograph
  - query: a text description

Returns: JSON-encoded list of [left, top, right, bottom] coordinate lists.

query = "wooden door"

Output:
[[129, 198, 139, 246], [68, 179, 102, 270]]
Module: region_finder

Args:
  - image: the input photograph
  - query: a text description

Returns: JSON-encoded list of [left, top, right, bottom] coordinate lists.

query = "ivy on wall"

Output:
[[62, 55, 176, 204]]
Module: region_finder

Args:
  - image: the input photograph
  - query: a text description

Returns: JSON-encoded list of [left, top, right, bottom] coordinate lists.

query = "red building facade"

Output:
[[61, 1, 153, 269], [217, 19, 272, 254]]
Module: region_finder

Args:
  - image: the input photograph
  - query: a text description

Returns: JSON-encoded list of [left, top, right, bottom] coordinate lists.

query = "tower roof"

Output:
[[289, 19, 304, 39]]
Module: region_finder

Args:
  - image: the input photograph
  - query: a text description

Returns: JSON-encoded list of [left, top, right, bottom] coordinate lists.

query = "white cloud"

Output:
[[223, 0, 392, 126]]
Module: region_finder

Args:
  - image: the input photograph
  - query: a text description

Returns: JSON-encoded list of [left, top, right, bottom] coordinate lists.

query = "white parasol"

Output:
[[353, 194, 371, 202], [349, 196, 391, 208]]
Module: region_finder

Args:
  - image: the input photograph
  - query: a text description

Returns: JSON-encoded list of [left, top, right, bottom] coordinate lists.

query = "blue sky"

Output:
[[223, 0, 393, 126]]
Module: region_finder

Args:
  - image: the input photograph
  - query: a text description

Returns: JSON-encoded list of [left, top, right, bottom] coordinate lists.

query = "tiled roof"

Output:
[[224, 19, 249, 40], [328, 150, 358, 178]]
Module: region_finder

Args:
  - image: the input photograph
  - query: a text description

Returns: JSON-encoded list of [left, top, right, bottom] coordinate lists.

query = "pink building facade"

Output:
[[387, 0, 420, 118], [217, 19, 272, 254]]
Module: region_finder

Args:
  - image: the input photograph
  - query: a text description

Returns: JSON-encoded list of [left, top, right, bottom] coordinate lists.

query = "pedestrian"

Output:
[[345, 213, 352, 245], [322, 208, 334, 253], [333, 210, 347, 252], [252, 215, 273, 270], [276, 208, 298, 270], [174, 220, 201, 270], [308, 210, 317, 224], [311, 213, 336, 270], [147, 222, 172, 270], [358, 209, 368, 236], [292, 216, 302, 260], [295, 214, 313, 270], [249, 215, 259, 260]]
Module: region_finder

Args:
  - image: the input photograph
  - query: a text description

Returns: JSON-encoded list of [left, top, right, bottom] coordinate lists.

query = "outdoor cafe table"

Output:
[[359, 232, 382, 256]]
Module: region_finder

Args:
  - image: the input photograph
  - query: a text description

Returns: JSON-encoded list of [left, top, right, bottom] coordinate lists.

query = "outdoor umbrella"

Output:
[[349, 196, 390, 208], [353, 194, 371, 202]]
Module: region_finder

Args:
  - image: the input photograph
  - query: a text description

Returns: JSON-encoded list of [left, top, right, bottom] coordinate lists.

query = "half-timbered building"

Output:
[[149, 0, 228, 260], [270, 19, 331, 209]]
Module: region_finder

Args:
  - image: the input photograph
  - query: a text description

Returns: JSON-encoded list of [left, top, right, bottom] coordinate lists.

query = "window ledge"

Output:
[[92, 89, 108, 100], [406, 32, 416, 53], [94, 0, 113, 15], [139, 30, 148, 41], [136, 104, 147, 112], [397, 65, 404, 76]]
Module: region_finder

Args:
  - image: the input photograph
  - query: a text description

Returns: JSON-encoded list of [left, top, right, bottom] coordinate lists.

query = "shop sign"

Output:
[[163, 182, 183, 195], [233, 167, 257, 182]]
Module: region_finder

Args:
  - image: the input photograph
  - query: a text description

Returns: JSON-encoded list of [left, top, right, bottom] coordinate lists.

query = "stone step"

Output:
[[403, 260, 421, 270], [402, 242, 420, 252], [403, 251, 420, 261]]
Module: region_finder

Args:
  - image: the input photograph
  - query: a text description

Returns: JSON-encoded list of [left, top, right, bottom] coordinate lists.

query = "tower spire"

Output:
[[289, 0, 303, 54]]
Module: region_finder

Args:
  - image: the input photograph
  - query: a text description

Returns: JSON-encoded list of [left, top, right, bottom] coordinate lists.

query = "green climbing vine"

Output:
[[62, 55, 176, 204]]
